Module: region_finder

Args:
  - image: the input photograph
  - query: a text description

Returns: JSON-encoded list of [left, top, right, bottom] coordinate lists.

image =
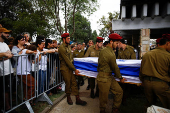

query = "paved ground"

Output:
[[49, 78, 113, 113]]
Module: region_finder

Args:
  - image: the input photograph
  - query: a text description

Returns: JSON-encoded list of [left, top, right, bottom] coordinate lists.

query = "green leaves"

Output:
[[98, 11, 120, 38]]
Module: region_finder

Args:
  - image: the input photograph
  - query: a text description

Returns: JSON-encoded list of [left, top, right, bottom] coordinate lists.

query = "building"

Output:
[[112, 0, 170, 59]]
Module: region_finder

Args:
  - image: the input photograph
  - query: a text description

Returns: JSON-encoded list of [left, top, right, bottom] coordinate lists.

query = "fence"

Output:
[[0, 52, 64, 113]]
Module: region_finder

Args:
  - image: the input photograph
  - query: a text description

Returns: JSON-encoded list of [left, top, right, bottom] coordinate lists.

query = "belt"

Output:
[[144, 76, 163, 82]]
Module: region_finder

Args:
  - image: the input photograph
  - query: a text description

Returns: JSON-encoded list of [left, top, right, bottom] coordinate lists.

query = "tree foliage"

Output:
[[0, 0, 51, 38], [0, 0, 99, 41], [97, 11, 119, 38], [67, 12, 92, 43]]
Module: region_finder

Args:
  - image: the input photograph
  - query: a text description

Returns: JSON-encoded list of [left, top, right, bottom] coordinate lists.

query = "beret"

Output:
[[97, 37, 104, 41], [162, 33, 170, 41], [108, 33, 122, 40], [0, 27, 11, 33], [61, 33, 70, 38], [156, 38, 162, 44]]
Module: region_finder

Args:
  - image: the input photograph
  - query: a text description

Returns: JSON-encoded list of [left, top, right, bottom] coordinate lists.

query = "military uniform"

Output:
[[84, 44, 103, 97], [73, 49, 85, 89], [97, 46, 123, 110], [73, 49, 85, 58], [139, 47, 170, 109], [84, 45, 103, 57], [58, 43, 78, 95], [117, 45, 136, 59]]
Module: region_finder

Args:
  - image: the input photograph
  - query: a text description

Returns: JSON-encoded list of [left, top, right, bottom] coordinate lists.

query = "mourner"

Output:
[[97, 33, 127, 113], [58, 33, 87, 106]]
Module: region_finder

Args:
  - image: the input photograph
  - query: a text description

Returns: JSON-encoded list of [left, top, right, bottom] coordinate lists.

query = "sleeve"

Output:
[[84, 48, 90, 57], [59, 46, 76, 71], [117, 51, 121, 59], [73, 51, 76, 58], [12, 46, 19, 55], [109, 55, 122, 79], [130, 49, 136, 59]]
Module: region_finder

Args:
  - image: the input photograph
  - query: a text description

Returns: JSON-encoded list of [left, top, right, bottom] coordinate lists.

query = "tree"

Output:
[[98, 11, 119, 38], [40, 0, 99, 36], [0, 0, 51, 38], [67, 12, 92, 43], [91, 30, 98, 43]]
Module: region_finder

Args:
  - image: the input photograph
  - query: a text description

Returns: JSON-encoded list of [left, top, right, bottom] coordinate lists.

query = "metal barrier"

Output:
[[0, 52, 64, 113]]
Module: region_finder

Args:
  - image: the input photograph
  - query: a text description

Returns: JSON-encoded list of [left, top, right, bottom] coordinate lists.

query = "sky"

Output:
[[88, 0, 120, 34]]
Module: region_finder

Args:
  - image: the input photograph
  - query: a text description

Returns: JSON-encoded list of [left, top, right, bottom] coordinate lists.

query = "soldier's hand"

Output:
[[120, 77, 127, 83], [75, 69, 80, 75]]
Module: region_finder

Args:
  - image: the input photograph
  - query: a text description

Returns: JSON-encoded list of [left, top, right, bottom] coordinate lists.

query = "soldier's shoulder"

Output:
[[127, 45, 134, 50], [127, 45, 136, 52]]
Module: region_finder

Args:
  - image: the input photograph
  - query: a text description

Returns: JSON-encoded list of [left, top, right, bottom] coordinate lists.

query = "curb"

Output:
[[41, 93, 66, 113]]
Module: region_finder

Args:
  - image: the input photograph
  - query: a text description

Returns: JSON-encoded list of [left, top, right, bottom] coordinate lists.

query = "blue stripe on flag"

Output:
[[74, 61, 140, 77]]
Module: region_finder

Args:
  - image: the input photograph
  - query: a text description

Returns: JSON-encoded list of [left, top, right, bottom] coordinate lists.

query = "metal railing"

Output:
[[0, 52, 64, 113]]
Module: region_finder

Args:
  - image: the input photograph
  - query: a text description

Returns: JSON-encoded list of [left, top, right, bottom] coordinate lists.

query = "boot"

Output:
[[100, 110, 106, 113], [86, 85, 90, 90], [112, 108, 121, 113], [75, 95, 87, 106], [90, 89, 95, 98], [67, 95, 73, 105]]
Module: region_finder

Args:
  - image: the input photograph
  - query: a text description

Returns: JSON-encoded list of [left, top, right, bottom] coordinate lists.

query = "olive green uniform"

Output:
[[117, 45, 136, 59], [97, 46, 123, 110], [58, 43, 78, 95], [139, 47, 170, 109], [84, 45, 103, 90], [84, 45, 103, 57], [73, 50, 85, 88], [73, 50, 85, 58]]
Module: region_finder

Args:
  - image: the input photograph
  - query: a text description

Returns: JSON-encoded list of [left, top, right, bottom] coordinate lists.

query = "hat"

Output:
[[0, 27, 11, 33], [108, 33, 122, 40], [156, 38, 162, 44], [97, 37, 104, 41], [61, 33, 69, 38], [162, 33, 170, 41]]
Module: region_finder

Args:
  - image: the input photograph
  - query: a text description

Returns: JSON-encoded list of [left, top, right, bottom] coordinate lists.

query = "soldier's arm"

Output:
[[130, 49, 136, 59], [84, 48, 90, 57], [117, 52, 120, 59], [73, 51, 76, 58], [59, 47, 76, 71], [109, 55, 122, 79]]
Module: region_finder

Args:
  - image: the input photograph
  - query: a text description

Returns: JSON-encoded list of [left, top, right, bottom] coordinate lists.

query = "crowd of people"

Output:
[[0, 25, 60, 112], [0, 24, 170, 113]]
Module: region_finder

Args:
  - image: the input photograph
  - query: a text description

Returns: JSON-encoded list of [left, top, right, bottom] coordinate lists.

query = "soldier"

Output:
[[97, 33, 127, 113], [117, 38, 136, 59], [58, 33, 87, 106], [73, 43, 85, 89], [156, 38, 162, 47], [139, 34, 170, 109], [84, 37, 104, 98], [84, 40, 94, 90], [117, 38, 136, 105]]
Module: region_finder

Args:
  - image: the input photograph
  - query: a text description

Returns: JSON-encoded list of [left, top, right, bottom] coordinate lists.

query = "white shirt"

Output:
[[0, 42, 13, 76], [37, 48, 47, 71], [17, 49, 31, 75]]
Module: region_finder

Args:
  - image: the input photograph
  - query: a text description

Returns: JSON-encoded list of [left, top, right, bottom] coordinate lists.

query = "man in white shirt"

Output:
[[0, 27, 13, 111]]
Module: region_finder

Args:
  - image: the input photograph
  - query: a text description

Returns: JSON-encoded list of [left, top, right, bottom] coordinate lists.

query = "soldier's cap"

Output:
[[156, 38, 162, 44], [97, 37, 104, 41], [0, 27, 12, 33], [162, 33, 170, 41], [61, 33, 69, 38], [108, 33, 122, 40]]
